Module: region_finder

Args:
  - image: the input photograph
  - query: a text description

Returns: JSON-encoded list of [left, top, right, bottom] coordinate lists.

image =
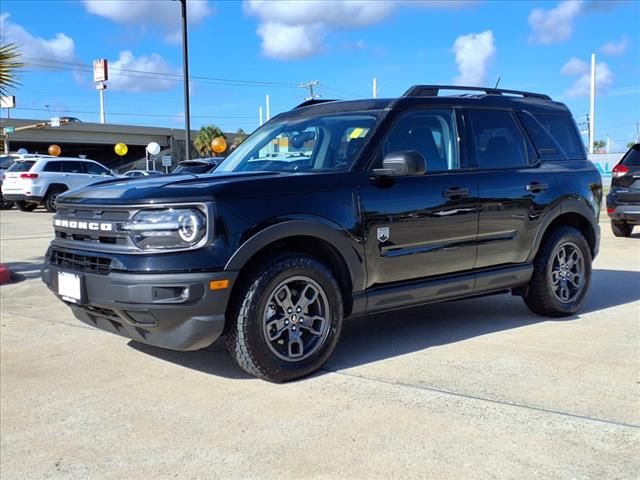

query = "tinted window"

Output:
[[7, 161, 35, 172], [621, 144, 640, 167], [383, 109, 459, 172], [0, 156, 15, 169], [62, 161, 85, 173], [43, 161, 63, 172], [467, 110, 528, 169], [532, 114, 585, 159], [84, 162, 109, 175]]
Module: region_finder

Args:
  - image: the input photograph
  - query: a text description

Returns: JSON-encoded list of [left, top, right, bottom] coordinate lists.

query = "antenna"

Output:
[[494, 77, 501, 89]]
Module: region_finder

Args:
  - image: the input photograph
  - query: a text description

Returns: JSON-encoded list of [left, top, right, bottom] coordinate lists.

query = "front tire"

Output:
[[611, 221, 633, 238], [524, 226, 592, 317], [15, 200, 37, 212], [226, 254, 343, 382]]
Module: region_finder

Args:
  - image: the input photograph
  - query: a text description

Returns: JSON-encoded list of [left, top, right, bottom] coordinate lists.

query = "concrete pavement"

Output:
[[1, 208, 638, 479]]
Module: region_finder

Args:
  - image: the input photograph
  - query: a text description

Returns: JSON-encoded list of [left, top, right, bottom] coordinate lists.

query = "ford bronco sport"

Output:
[[42, 85, 601, 382]]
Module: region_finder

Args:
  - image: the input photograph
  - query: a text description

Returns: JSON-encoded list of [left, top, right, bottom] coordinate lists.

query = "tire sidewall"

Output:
[[45, 190, 62, 212], [238, 256, 343, 381], [541, 228, 592, 315]]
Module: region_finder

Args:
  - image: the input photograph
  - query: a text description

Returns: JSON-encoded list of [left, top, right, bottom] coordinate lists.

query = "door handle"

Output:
[[442, 187, 470, 199], [525, 182, 548, 193]]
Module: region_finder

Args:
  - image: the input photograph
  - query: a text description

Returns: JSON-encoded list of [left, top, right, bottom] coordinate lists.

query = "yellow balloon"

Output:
[[48, 144, 61, 156], [211, 137, 227, 154], [114, 143, 128, 156]]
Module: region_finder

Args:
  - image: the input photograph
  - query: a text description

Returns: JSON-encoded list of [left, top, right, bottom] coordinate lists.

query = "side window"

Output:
[[84, 162, 109, 175], [62, 161, 85, 174], [42, 161, 63, 172], [467, 109, 528, 169], [383, 109, 459, 173], [531, 113, 586, 159]]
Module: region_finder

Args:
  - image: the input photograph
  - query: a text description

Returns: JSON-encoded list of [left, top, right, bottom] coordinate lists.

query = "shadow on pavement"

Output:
[[129, 268, 640, 379], [2, 257, 44, 283]]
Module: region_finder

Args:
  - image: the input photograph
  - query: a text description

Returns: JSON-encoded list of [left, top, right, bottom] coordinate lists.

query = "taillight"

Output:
[[607, 207, 615, 216], [20, 173, 39, 179], [612, 164, 629, 178]]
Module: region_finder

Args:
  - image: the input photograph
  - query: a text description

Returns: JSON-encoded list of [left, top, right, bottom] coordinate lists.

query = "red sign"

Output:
[[93, 59, 108, 82]]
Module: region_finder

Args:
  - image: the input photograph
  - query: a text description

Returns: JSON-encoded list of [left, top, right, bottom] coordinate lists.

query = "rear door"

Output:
[[468, 109, 558, 268], [612, 144, 640, 203]]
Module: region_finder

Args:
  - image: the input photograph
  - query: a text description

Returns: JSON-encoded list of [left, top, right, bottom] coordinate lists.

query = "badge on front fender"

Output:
[[377, 227, 390, 242]]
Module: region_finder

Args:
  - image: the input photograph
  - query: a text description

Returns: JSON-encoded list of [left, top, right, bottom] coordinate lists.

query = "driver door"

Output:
[[358, 108, 479, 287]]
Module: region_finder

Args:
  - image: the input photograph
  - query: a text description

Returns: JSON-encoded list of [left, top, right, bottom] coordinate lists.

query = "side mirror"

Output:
[[373, 150, 426, 177]]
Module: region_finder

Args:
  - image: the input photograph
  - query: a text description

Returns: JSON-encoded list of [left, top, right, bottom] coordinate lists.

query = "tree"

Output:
[[593, 140, 606, 150], [193, 125, 227, 157], [628, 142, 637, 148], [230, 128, 248, 151], [0, 43, 25, 97]]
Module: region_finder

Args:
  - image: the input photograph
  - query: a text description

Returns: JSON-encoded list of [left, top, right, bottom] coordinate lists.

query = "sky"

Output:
[[1, 0, 639, 152]]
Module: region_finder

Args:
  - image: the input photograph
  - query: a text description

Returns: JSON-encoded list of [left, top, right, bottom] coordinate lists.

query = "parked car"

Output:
[[172, 157, 222, 175], [607, 143, 640, 237], [0, 155, 18, 209], [122, 170, 164, 178], [42, 84, 601, 382], [2, 156, 114, 212]]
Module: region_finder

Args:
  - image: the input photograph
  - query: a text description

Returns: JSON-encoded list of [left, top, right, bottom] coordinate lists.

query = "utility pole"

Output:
[[97, 83, 106, 124], [299, 80, 320, 101], [259, 106, 263, 126], [265, 94, 270, 121], [373, 77, 377, 98], [589, 53, 596, 154], [178, 0, 191, 161]]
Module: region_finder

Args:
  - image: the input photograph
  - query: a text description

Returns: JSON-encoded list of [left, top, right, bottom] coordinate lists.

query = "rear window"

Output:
[[7, 161, 35, 172], [531, 113, 585, 159], [621, 144, 640, 167]]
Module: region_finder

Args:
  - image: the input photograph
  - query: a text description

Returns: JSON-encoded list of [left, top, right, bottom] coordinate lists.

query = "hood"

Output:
[[59, 171, 344, 205]]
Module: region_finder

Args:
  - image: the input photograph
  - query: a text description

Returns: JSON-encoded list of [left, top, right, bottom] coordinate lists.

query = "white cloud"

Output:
[[560, 57, 589, 76], [600, 38, 629, 56], [243, 0, 476, 60], [528, 0, 584, 44], [83, 0, 213, 42], [452, 30, 495, 86], [562, 59, 614, 97], [0, 13, 75, 63], [107, 51, 179, 93]]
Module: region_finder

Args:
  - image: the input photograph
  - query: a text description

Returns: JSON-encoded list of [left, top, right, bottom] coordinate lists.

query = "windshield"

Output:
[[214, 113, 379, 174], [173, 161, 215, 174]]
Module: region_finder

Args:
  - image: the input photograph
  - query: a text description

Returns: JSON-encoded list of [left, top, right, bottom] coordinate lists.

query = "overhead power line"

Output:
[[12, 106, 254, 120]]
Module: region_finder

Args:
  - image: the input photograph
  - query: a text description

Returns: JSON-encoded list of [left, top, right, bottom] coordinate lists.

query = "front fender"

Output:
[[224, 218, 367, 292]]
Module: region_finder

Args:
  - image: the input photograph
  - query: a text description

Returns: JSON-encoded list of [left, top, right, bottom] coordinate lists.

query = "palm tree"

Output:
[[230, 128, 248, 151], [0, 43, 25, 97], [193, 125, 227, 156]]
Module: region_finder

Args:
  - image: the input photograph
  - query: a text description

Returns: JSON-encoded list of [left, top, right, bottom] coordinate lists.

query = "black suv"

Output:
[[42, 85, 601, 382], [607, 143, 640, 237]]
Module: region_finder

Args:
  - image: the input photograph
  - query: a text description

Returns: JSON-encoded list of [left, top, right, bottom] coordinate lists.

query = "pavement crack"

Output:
[[324, 368, 640, 430]]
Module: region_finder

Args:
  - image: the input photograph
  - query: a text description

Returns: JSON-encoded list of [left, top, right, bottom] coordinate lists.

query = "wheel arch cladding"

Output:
[[45, 183, 69, 197], [225, 221, 365, 318], [531, 210, 597, 262]]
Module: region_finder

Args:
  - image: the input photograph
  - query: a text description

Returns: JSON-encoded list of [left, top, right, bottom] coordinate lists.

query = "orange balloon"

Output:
[[211, 137, 227, 154], [48, 144, 61, 156]]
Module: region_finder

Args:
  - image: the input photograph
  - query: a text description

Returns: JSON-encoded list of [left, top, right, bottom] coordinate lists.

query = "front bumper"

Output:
[[42, 264, 237, 351]]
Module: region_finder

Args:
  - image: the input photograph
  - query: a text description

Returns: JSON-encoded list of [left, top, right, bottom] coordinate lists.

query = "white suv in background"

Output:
[[1, 156, 115, 212]]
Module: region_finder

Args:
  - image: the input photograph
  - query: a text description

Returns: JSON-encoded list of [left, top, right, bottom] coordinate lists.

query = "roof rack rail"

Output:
[[294, 99, 337, 109], [402, 85, 551, 100]]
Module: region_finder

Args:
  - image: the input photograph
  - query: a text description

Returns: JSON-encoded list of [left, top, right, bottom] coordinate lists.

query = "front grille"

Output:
[[49, 249, 112, 275]]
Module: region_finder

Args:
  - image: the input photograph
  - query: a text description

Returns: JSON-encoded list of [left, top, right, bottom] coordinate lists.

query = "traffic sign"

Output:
[[2, 127, 14, 134], [162, 155, 172, 167]]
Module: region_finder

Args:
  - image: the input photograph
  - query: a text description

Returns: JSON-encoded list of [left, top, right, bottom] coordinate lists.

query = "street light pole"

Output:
[[179, 0, 191, 161]]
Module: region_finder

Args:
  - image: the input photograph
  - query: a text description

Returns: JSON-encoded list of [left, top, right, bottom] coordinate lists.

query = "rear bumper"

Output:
[[607, 202, 640, 224], [2, 194, 42, 203], [42, 264, 237, 351]]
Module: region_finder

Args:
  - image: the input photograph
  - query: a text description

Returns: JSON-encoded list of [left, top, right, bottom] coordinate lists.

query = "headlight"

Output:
[[122, 208, 207, 250]]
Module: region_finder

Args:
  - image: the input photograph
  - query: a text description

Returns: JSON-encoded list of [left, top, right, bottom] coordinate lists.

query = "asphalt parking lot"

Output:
[[1, 208, 638, 480]]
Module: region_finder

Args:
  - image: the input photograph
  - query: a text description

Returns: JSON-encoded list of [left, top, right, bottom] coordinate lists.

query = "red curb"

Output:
[[0, 265, 10, 285]]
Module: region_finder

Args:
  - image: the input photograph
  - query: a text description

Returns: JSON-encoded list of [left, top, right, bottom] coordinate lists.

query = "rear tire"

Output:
[[15, 200, 37, 212], [44, 189, 65, 213], [611, 221, 633, 238], [226, 254, 343, 382], [524, 226, 592, 317], [0, 199, 13, 210]]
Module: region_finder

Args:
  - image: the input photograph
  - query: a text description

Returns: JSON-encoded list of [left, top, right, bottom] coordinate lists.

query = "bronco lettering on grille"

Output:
[[54, 219, 113, 231]]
